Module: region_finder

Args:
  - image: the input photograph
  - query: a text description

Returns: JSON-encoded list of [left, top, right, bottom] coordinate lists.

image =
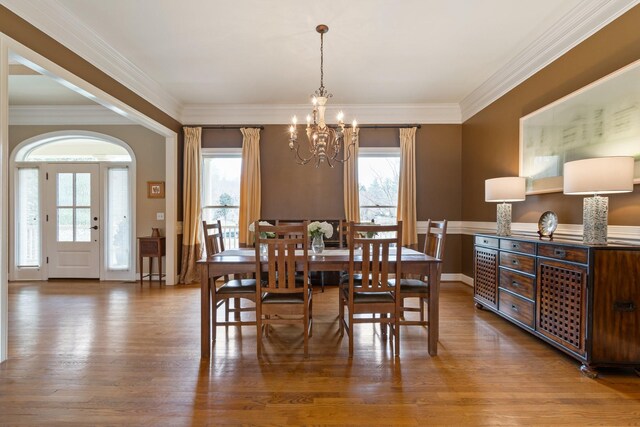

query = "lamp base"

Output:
[[496, 203, 512, 236], [583, 195, 608, 245]]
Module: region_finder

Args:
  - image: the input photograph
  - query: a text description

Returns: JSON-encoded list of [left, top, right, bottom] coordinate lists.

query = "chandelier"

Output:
[[288, 24, 358, 167]]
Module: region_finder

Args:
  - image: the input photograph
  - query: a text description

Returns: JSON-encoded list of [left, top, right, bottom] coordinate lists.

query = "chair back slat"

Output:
[[255, 222, 309, 294], [423, 219, 447, 260], [348, 222, 402, 293], [202, 220, 225, 257]]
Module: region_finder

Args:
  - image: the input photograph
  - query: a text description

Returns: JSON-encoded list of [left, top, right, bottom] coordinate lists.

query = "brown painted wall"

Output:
[[460, 5, 640, 277], [202, 124, 462, 273]]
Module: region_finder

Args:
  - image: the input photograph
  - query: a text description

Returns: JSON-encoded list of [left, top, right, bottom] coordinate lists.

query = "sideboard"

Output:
[[474, 233, 640, 377]]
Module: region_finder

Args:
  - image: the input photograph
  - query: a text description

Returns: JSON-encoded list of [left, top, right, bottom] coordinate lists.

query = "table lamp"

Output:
[[563, 156, 634, 245], [485, 177, 526, 236]]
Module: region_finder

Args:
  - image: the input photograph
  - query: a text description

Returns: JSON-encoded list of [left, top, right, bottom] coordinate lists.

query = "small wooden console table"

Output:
[[138, 236, 166, 283]]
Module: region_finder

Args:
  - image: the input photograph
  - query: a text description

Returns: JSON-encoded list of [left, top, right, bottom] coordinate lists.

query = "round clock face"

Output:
[[538, 211, 558, 236]]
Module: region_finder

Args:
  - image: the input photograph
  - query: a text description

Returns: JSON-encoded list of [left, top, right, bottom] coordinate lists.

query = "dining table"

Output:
[[198, 247, 442, 359]]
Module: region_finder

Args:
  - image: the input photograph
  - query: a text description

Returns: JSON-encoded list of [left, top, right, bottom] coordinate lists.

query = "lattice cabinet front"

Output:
[[536, 259, 587, 356], [474, 247, 498, 309]]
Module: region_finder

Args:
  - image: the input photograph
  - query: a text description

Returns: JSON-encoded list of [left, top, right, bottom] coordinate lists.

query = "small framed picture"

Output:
[[147, 181, 165, 199]]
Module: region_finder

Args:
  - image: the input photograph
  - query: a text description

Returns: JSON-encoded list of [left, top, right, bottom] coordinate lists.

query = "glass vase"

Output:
[[312, 234, 324, 254], [260, 243, 268, 256]]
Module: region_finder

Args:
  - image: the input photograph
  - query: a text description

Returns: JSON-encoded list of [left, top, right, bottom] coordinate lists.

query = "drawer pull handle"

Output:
[[511, 259, 519, 265], [512, 243, 519, 249], [554, 249, 566, 258], [511, 281, 519, 287], [511, 304, 519, 313], [483, 239, 489, 244]]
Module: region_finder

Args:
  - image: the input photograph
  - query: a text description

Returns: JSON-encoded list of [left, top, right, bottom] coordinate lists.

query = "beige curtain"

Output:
[[397, 127, 417, 247], [179, 127, 203, 284], [238, 128, 261, 247], [343, 127, 360, 222]]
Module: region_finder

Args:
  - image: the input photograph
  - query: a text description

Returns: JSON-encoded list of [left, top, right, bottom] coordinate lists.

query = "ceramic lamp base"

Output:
[[583, 195, 608, 245], [496, 203, 512, 236]]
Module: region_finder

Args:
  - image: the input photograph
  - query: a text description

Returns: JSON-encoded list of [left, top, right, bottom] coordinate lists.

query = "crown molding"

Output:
[[1, 0, 182, 120], [181, 103, 462, 125], [9, 105, 133, 125], [459, 0, 639, 122]]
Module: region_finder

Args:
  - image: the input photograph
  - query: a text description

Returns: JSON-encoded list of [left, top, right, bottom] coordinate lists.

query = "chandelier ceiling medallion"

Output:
[[288, 24, 358, 167]]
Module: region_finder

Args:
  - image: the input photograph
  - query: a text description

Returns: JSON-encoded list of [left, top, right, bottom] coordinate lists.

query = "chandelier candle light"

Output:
[[288, 25, 358, 167]]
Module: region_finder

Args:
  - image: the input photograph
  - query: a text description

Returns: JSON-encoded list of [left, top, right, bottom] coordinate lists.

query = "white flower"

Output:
[[249, 221, 275, 238], [308, 221, 333, 239], [249, 220, 273, 232]]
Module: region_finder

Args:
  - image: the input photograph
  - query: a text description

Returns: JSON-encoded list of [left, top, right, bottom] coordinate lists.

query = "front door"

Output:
[[46, 163, 100, 278]]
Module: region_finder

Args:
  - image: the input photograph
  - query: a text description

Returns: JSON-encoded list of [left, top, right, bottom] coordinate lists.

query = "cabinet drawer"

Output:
[[538, 243, 587, 264], [500, 252, 535, 275], [499, 290, 534, 328], [500, 239, 535, 255], [475, 236, 499, 248], [499, 268, 534, 300]]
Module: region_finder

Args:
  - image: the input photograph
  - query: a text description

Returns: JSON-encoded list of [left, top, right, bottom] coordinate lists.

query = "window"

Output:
[[16, 168, 40, 267], [358, 148, 400, 224], [202, 149, 242, 249], [107, 168, 131, 270]]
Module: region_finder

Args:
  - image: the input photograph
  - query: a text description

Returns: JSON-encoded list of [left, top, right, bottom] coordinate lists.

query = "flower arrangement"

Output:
[[307, 221, 334, 239], [249, 221, 275, 238]]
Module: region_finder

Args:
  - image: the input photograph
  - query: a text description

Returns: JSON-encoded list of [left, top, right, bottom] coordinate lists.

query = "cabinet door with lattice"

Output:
[[474, 247, 499, 309], [536, 258, 588, 357]]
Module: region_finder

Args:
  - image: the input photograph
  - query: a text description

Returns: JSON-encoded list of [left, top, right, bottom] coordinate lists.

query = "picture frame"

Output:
[[520, 58, 640, 194], [147, 181, 165, 199]]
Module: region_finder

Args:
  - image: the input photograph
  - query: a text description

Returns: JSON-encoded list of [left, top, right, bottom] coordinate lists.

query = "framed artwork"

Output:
[[520, 58, 640, 194], [147, 181, 165, 199]]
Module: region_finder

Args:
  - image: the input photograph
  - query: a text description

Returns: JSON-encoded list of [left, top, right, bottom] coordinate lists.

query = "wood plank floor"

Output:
[[1, 280, 639, 426]]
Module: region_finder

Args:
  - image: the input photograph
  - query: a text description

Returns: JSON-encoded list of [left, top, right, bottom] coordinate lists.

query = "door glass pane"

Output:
[[57, 173, 73, 206], [17, 168, 40, 267], [75, 208, 91, 242], [57, 208, 74, 241], [75, 173, 91, 206], [107, 168, 130, 270]]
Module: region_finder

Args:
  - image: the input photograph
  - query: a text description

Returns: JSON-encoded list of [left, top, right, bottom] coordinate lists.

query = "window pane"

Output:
[[57, 173, 73, 206], [75, 208, 91, 242], [202, 154, 241, 249], [75, 173, 91, 206], [17, 168, 40, 267], [22, 138, 131, 162], [57, 208, 74, 241], [358, 155, 400, 224], [107, 168, 130, 270]]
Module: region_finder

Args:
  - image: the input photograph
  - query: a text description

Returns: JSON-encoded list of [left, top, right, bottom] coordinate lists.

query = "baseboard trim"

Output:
[[442, 273, 473, 287]]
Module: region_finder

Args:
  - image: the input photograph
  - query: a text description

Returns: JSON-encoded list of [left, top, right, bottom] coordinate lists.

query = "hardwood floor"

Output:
[[1, 280, 639, 426]]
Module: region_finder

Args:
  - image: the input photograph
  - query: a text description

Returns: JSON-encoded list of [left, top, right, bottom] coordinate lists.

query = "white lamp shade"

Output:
[[563, 157, 634, 195], [485, 177, 526, 202]]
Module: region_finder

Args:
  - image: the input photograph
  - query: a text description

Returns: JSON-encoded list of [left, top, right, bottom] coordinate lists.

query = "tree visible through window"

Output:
[[202, 151, 241, 248], [358, 149, 400, 224]]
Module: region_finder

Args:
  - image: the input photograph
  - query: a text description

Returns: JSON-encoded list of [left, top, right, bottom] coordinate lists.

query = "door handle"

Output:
[[90, 225, 98, 230]]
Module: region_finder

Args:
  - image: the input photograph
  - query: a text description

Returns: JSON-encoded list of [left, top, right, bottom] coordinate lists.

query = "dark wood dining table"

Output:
[[198, 248, 442, 359]]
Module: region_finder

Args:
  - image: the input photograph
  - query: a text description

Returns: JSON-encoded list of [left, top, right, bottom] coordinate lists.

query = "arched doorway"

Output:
[[10, 131, 136, 281]]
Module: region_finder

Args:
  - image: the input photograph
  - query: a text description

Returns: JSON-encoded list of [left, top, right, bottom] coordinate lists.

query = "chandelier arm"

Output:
[[290, 139, 317, 165]]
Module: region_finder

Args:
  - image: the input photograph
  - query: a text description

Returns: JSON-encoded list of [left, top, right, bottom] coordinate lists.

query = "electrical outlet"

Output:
[[157, 212, 165, 220]]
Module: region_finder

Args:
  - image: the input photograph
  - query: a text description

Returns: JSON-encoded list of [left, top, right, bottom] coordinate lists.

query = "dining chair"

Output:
[[202, 220, 256, 342], [392, 219, 447, 328], [255, 221, 313, 358], [339, 221, 403, 357]]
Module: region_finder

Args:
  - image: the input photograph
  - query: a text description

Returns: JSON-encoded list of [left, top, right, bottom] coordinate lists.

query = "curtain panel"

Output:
[[397, 127, 417, 247], [179, 126, 203, 284], [238, 128, 261, 247], [343, 128, 360, 222]]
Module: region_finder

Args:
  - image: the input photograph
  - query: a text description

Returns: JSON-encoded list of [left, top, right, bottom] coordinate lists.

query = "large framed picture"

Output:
[[520, 58, 640, 194], [147, 181, 165, 199]]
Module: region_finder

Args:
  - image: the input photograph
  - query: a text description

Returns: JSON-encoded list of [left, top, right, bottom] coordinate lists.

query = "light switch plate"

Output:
[[156, 212, 165, 220]]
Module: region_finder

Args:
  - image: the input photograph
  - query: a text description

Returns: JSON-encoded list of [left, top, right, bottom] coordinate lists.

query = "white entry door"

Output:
[[46, 163, 100, 278]]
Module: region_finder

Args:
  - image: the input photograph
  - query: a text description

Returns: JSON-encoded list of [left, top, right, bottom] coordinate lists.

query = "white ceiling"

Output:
[[2, 0, 639, 123]]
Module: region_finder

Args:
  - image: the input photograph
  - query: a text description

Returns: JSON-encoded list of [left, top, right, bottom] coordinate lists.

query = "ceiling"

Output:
[[3, 0, 639, 123]]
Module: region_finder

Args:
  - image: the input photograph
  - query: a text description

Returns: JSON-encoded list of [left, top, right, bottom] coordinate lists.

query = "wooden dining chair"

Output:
[[393, 219, 447, 328], [202, 220, 256, 342], [339, 221, 403, 357], [255, 221, 313, 358]]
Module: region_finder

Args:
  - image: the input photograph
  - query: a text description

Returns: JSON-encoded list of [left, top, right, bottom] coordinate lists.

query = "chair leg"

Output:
[[394, 312, 400, 357], [348, 314, 354, 357], [225, 299, 229, 323], [381, 313, 388, 340], [309, 297, 313, 338], [320, 272, 325, 293], [211, 292, 217, 342], [304, 312, 309, 358], [338, 293, 344, 336], [420, 297, 425, 322], [234, 297, 241, 321], [256, 309, 262, 358]]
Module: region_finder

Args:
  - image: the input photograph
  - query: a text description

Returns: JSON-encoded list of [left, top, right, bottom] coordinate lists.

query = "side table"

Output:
[[138, 236, 166, 283]]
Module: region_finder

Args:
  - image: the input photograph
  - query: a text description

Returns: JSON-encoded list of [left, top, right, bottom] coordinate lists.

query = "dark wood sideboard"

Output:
[[473, 233, 640, 377]]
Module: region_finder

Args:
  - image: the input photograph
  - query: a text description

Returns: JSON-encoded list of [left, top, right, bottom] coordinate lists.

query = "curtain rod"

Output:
[[185, 125, 265, 130], [354, 124, 422, 129]]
